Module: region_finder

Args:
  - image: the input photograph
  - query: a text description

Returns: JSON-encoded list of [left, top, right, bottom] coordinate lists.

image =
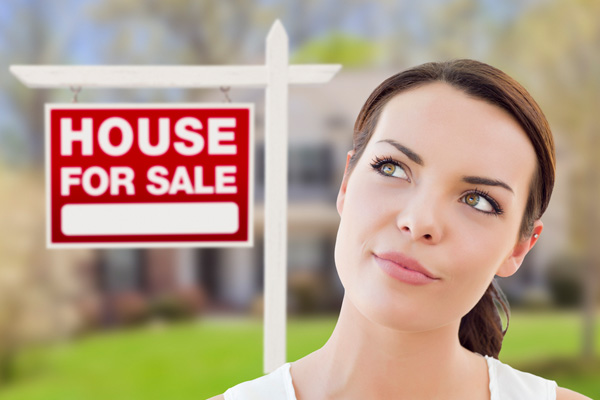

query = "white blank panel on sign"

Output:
[[61, 202, 239, 236]]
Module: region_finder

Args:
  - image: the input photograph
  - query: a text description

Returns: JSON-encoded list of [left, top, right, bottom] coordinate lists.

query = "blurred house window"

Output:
[[290, 145, 333, 186], [196, 249, 221, 298], [255, 143, 265, 189], [100, 249, 143, 293], [289, 235, 327, 271], [255, 143, 335, 200]]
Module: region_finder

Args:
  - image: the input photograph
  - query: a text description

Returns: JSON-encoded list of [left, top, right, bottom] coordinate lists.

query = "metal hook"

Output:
[[220, 86, 231, 103], [70, 86, 82, 103]]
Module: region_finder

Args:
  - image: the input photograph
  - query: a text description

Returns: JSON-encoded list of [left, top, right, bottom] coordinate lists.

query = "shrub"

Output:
[[149, 287, 205, 322], [546, 255, 585, 308]]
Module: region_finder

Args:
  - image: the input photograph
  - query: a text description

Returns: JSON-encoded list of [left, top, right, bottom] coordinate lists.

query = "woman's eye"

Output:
[[462, 193, 495, 213], [378, 162, 408, 180]]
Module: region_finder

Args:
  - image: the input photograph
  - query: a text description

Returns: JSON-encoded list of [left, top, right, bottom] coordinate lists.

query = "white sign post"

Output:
[[11, 20, 341, 373]]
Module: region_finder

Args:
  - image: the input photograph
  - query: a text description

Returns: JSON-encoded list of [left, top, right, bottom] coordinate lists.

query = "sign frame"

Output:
[[45, 102, 254, 249]]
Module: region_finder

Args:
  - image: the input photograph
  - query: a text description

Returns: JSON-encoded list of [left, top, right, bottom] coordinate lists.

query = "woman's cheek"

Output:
[[450, 251, 505, 314], [333, 216, 361, 293], [334, 184, 380, 285]]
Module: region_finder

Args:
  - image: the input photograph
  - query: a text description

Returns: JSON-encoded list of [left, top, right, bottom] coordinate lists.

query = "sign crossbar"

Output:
[[10, 65, 340, 88]]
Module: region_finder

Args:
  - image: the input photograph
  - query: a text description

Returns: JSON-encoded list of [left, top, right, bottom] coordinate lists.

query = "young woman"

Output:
[[211, 60, 590, 399]]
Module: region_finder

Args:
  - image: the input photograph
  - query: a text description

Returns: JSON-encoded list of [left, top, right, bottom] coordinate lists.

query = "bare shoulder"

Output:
[[206, 395, 225, 400], [556, 386, 593, 400]]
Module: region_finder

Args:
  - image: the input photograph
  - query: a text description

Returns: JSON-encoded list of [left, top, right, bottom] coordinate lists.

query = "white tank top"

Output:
[[223, 356, 557, 400]]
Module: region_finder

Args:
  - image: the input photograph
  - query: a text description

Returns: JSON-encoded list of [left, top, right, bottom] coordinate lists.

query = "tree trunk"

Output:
[[0, 349, 16, 385], [582, 125, 599, 359], [582, 258, 597, 359]]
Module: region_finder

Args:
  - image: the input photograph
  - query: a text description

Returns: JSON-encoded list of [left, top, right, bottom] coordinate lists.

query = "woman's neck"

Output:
[[291, 296, 489, 400]]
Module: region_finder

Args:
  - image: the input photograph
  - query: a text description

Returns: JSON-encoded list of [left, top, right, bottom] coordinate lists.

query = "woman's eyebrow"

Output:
[[377, 139, 424, 165], [462, 176, 514, 194]]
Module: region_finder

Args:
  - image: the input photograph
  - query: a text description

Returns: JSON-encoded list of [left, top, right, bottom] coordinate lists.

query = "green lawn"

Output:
[[1, 311, 598, 399], [501, 311, 600, 397]]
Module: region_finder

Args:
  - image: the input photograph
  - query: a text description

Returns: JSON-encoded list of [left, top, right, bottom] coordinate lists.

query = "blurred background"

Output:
[[0, 0, 599, 398]]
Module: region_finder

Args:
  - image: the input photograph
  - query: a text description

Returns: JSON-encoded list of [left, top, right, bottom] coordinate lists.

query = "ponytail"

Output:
[[459, 280, 509, 358]]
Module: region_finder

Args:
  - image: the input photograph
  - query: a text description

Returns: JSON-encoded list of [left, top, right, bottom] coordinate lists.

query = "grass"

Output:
[[501, 311, 600, 397], [0, 311, 598, 399]]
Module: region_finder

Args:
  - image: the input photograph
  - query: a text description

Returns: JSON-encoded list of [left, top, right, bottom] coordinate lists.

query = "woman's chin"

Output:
[[344, 292, 443, 333]]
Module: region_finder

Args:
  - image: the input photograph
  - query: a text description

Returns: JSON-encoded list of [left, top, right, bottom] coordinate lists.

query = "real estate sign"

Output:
[[46, 103, 253, 248]]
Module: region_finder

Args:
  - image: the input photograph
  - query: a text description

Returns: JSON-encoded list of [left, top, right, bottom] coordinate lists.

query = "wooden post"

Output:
[[264, 20, 288, 373]]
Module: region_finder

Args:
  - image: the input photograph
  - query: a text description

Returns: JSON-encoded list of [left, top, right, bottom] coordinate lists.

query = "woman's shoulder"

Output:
[[485, 356, 591, 400], [486, 356, 556, 399], [209, 363, 295, 400], [556, 386, 593, 400]]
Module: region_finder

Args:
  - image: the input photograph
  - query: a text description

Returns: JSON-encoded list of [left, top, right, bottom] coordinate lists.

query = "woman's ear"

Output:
[[336, 150, 355, 216], [496, 220, 544, 277]]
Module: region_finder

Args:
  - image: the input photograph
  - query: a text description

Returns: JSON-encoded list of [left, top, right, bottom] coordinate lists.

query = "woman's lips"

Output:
[[373, 252, 440, 285]]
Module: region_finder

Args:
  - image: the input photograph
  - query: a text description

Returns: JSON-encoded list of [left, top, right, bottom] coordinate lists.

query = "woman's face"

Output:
[[335, 82, 541, 332]]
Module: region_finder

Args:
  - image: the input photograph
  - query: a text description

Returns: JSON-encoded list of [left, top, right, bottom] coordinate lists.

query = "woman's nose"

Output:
[[395, 188, 444, 244]]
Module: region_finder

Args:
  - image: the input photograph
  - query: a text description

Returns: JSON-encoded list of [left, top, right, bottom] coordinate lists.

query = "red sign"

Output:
[[46, 104, 253, 248]]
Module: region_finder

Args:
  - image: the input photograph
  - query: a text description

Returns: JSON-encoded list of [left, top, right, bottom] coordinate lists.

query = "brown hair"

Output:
[[349, 59, 556, 357]]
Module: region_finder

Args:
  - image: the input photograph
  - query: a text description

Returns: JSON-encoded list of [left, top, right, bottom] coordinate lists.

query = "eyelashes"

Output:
[[370, 156, 410, 181], [370, 155, 504, 217], [462, 188, 504, 216]]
